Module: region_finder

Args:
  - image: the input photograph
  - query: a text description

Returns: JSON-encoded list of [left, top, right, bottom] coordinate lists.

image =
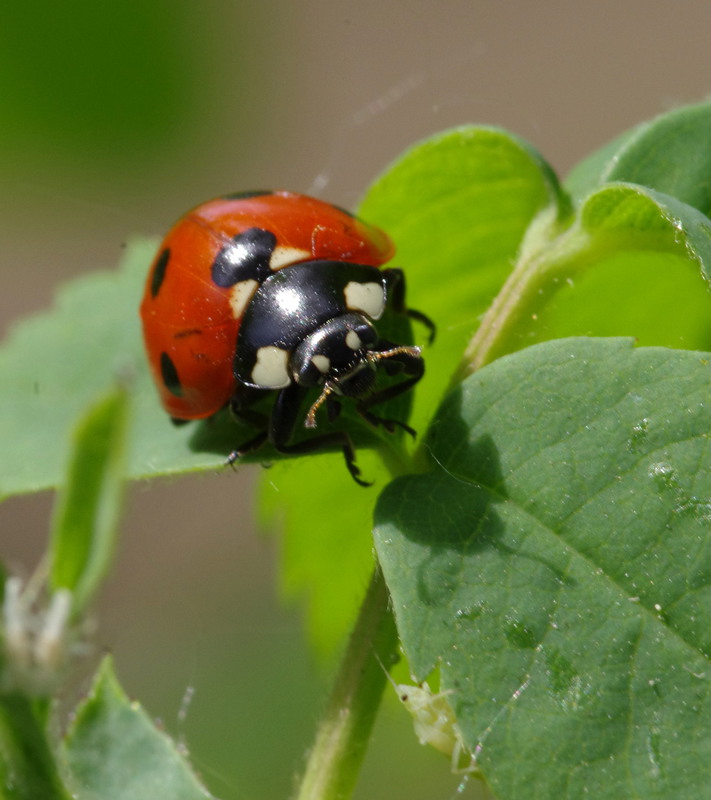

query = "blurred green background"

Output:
[[2, 2, 711, 797]]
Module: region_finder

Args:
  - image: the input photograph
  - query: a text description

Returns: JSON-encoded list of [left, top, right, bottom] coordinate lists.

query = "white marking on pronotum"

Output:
[[228, 279, 259, 319], [343, 280, 385, 319], [269, 245, 311, 270], [252, 346, 291, 388]]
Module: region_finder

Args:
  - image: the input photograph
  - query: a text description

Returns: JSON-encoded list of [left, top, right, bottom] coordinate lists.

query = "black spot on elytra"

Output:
[[220, 190, 273, 201], [211, 227, 278, 288], [160, 352, 182, 397], [150, 248, 171, 297]]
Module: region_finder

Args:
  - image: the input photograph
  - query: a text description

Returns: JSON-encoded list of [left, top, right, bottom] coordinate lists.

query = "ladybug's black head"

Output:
[[290, 313, 378, 390], [291, 312, 381, 429], [292, 312, 422, 431]]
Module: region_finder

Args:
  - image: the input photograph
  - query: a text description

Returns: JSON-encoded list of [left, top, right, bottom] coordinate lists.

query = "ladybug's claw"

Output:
[[345, 457, 373, 488], [225, 430, 268, 469], [358, 409, 417, 439]]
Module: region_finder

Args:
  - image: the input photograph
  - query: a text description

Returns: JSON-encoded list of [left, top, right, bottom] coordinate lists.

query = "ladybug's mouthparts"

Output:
[[304, 344, 422, 430]]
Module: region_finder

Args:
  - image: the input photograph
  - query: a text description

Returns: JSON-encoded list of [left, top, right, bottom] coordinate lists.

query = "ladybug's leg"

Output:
[[225, 431, 268, 468], [382, 268, 436, 343], [358, 408, 416, 438], [325, 392, 343, 423], [270, 384, 371, 487], [231, 406, 270, 431], [226, 388, 270, 466]]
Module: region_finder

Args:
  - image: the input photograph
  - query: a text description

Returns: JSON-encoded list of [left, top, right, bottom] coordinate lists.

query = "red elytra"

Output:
[[139, 190, 394, 420]]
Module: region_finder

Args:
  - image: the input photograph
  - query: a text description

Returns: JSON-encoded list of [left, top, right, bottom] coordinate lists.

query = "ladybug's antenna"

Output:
[[305, 383, 336, 429], [366, 344, 422, 366]]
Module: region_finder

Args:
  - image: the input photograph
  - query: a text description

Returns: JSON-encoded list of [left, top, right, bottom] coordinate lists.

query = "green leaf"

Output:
[[259, 451, 382, 659], [566, 101, 711, 215], [260, 127, 567, 655], [0, 694, 71, 799], [544, 184, 711, 347], [62, 657, 217, 800], [359, 125, 569, 432], [0, 239, 242, 500], [49, 387, 129, 615], [0, 241, 142, 498], [464, 182, 711, 371], [374, 337, 711, 799]]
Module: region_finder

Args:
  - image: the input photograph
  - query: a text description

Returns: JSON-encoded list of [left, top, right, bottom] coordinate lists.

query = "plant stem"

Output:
[[458, 245, 543, 376], [456, 207, 590, 380], [293, 566, 398, 800], [0, 693, 71, 799]]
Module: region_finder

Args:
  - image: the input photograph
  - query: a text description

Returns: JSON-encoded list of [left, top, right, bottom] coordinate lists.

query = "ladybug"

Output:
[[140, 190, 433, 485]]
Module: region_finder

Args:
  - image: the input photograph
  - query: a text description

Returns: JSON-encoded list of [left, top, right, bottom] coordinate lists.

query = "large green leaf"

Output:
[[359, 125, 569, 432], [565, 101, 711, 215], [62, 658, 217, 800], [374, 337, 711, 799], [462, 182, 711, 371]]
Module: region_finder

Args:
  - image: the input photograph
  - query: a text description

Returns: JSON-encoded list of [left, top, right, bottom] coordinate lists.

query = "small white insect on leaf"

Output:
[[379, 657, 478, 776]]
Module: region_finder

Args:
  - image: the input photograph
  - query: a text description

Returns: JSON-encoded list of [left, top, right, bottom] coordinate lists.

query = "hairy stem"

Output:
[[293, 566, 398, 800], [457, 207, 590, 380]]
